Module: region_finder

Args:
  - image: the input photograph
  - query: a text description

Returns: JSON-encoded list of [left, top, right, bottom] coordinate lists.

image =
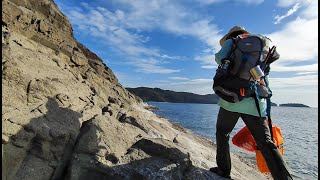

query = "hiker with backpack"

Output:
[[210, 26, 293, 180]]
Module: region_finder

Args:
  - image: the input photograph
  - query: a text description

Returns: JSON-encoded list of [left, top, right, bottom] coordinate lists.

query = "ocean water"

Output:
[[148, 102, 318, 180]]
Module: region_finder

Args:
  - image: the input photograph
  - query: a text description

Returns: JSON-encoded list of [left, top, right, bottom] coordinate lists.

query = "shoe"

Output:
[[209, 167, 231, 179]]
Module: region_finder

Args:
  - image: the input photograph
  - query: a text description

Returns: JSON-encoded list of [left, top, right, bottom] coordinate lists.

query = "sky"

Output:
[[54, 0, 318, 107]]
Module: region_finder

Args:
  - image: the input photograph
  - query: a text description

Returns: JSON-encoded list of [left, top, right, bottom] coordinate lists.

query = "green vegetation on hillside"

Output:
[[126, 87, 219, 104], [279, 103, 310, 108]]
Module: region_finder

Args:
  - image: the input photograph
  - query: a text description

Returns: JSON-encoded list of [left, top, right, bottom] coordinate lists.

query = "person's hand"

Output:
[[259, 78, 266, 86]]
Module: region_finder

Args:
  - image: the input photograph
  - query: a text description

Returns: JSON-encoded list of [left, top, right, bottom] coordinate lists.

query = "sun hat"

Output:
[[219, 26, 250, 46]]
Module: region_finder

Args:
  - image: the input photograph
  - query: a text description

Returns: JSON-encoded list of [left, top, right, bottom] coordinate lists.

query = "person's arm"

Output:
[[215, 39, 234, 65]]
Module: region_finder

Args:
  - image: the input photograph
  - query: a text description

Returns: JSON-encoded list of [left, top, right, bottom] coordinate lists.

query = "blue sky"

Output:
[[54, 0, 318, 107]]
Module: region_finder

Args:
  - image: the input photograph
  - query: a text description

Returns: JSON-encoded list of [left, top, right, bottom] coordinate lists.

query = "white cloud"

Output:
[[195, 0, 264, 5], [267, 16, 318, 62], [201, 65, 217, 69], [135, 64, 180, 74], [159, 78, 213, 90], [189, 78, 213, 84], [61, 0, 223, 73], [274, 3, 301, 24], [276, 0, 300, 7], [271, 91, 318, 107], [195, 54, 213, 63], [238, 0, 264, 5], [268, 75, 318, 91], [276, 0, 317, 18], [67, 7, 158, 58], [271, 0, 318, 59], [130, 58, 180, 74], [168, 77, 190, 80], [299, 0, 318, 19], [267, 8, 318, 106], [296, 72, 317, 75], [160, 54, 183, 60], [112, 0, 222, 52], [194, 0, 223, 5], [195, 54, 217, 69], [156, 78, 213, 94], [270, 63, 318, 72]]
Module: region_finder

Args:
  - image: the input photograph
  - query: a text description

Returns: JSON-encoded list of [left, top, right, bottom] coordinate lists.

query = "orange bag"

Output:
[[232, 125, 285, 173], [255, 126, 284, 173], [232, 126, 256, 152]]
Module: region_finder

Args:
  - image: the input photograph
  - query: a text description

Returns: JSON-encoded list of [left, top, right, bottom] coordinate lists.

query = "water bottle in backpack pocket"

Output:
[[213, 59, 231, 82]]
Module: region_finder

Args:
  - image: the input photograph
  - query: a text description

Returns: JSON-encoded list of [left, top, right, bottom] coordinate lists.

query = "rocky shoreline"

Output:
[[2, 0, 268, 179]]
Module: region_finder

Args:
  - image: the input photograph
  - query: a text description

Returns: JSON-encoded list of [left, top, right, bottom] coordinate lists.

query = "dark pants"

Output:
[[216, 107, 293, 180]]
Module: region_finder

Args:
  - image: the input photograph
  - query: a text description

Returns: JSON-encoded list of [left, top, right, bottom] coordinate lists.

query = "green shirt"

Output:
[[215, 39, 267, 117], [218, 97, 267, 117]]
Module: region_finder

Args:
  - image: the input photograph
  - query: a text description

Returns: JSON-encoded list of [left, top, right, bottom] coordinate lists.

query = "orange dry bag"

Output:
[[232, 126, 256, 152], [232, 125, 285, 173], [255, 126, 284, 173]]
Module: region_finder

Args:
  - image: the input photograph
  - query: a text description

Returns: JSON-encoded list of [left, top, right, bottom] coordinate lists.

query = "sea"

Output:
[[147, 102, 318, 180]]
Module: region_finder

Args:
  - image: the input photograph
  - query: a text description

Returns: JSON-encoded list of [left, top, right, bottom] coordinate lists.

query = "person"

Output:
[[210, 26, 293, 180]]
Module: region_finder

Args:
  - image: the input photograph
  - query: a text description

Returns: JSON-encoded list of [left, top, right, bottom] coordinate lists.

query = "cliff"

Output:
[[126, 87, 219, 104], [2, 0, 267, 179]]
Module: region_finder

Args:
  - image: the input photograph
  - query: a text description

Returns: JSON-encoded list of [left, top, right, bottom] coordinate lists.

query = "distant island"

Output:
[[126, 87, 219, 104], [279, 103, 310, 108], [271, 102, 278, 106], [126, 87, 280, 105]]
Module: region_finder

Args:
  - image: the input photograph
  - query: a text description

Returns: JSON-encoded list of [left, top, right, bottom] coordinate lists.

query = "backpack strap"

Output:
[[253, 83, 274, 141], [264, 76, 273, 140], [264, 76, 273, 113], [266, 97, 274, 141], [253, 84, 262, 118]]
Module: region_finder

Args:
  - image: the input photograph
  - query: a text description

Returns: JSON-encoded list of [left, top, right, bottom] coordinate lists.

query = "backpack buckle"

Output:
[[240, 88, 245, 96]]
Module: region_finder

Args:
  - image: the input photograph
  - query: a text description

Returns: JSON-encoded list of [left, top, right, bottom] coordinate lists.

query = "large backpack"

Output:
[[213, 34, 276, 103]]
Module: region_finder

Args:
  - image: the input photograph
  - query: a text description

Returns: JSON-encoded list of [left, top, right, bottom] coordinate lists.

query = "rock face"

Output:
[[2, 0, 267, 179]]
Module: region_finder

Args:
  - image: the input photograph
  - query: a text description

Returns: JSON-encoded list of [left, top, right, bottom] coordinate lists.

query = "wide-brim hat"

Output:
[[219, 26, 250, 46]]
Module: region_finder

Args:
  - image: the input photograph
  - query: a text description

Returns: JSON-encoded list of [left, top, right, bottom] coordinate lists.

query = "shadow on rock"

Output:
[[3, 97, 228, 180], [3, 96, 83, 180], [66, 135, 228, 180]]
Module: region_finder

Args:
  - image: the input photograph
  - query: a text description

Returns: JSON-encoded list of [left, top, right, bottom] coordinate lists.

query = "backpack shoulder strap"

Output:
[[266, 96, 274, 141], [228, 37, 238, 57], [253, 83, 274, 141]]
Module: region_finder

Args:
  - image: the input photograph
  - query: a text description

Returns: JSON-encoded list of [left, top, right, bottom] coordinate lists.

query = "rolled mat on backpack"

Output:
[[232, 125, 284, 173]]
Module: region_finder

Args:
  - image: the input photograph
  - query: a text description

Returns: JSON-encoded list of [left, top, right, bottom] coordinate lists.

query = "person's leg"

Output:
[[241, 114, 293, 180], [214, 107, 240, 176]]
